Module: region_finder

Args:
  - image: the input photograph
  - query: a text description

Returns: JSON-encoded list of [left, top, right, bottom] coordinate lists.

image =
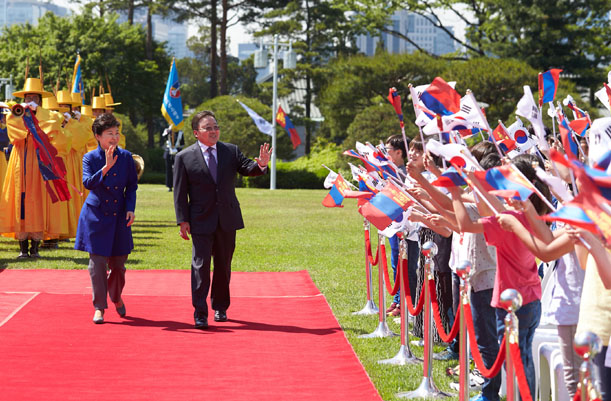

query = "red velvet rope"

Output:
[[573, 386, 581, 401], [400, 257, 426, 316], [380, 243, 401, 295], [463, 303, 506, 378], [364, 230, 379, 266], [510, 341, 534, 401], [428, 279, 461, 343]]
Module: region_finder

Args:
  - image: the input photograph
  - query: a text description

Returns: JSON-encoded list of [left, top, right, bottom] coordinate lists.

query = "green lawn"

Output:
[[0, 184, 466, 400]]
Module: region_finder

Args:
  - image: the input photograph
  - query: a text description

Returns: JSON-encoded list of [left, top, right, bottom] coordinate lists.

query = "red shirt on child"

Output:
[[481, 210, 541, 308]]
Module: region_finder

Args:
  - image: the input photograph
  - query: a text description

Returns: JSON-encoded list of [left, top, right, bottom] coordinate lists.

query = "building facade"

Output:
[[355, 10, 456, 56]]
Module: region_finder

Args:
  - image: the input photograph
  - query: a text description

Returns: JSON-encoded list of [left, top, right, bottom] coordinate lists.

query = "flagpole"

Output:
[[270, 35, 279, 190]]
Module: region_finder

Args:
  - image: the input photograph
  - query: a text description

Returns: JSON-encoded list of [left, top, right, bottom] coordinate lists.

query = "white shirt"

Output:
[[197, 141, 217, 170]]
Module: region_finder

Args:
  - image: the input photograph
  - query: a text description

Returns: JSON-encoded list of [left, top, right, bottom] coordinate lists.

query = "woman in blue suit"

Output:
[[75, 113, 138, 324]]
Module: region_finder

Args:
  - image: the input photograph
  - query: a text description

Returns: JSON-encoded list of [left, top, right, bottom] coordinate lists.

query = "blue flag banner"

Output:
[[237, 100, 273, 136], [71, 55, 85, 104], [161, 59, 184, 131]]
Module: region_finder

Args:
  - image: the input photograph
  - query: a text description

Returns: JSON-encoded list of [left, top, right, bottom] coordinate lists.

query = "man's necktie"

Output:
[[207, 147, 217, 182]]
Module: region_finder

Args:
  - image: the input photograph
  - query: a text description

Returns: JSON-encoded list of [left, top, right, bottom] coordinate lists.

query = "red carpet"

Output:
[[0, 270, 381, 401]]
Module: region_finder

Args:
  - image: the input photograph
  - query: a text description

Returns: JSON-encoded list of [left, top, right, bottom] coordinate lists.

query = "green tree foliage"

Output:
[[316, 51, 445, 144], [257, 0, 363, 154], [0, 11, 170, 148], [343, 103, 411, 148], [341, 0, 611, 93], [183, 95, 295, 160], [316, 52, 589, 146]]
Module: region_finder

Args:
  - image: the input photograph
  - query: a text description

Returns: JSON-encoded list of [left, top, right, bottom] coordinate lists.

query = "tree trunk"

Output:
[[219, 0, 228, 95], [209, 0, 218, 98], [128, 0, 134, 25], [305, 75, 312, 155], [99, 0, 104, 17], [146, 6, 154, 147]]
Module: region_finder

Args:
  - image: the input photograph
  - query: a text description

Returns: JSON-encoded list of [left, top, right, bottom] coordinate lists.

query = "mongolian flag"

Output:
[[558, 112, 581, 161], [322, 174, 350, 208], [359, 181, 414, 230], [343, 149, 381, 174], [473, 166, 535, 201], [431, 166, 467, 187], [71, 54, 84, 104], [550, 149, 611, 201], [492, 123, 516, 153], [161, 58, 184, 131], [538, 69, 562, 107], [22, 108, 70, 203], [419, 77, 461, 116], [539, 204, 598, 232], [568, 117, 590, 138], [388, 87, 404, 128], [563, 95, 588, 120], [276, 105, 301, 149], [566, 187, 611, 246]]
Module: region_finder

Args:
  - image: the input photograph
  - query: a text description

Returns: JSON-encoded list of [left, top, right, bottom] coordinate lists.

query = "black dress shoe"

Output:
[[214, 310, 227, 322], [194, 316, 208, 329]]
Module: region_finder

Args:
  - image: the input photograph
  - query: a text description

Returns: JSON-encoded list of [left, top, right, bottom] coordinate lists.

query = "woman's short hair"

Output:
[[191, 110, 216, 131], [92, 113, 120, 136]]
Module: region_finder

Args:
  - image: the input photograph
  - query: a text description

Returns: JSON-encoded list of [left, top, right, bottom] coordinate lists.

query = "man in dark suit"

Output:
[[173, 110, 272, 329]]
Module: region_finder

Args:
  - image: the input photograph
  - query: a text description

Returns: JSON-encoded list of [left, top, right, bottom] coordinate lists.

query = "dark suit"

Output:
[[173, 141, 265, 319]]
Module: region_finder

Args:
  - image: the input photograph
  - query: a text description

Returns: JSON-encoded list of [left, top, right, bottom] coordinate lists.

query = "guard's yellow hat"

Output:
[[13, 78, 53, 99], [42, 95, 69, 113], [56, 90, 74, 107], [81, 105, 93, 118], [92, 95, 106, 110], [104, 93, 121, 107], [71, 92, 83, 107]]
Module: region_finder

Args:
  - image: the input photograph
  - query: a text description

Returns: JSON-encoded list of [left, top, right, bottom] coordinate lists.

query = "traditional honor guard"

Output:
[[0, 102, 10, 191], [0, 76, 66, 258], [84, 99, 100, 153], [40, 93, 71, 246]]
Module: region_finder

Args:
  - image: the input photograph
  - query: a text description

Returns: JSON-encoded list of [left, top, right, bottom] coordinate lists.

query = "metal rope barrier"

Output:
[[359, 233, 397, 339], [379, 235, 422, 366], [397, 241, 451, 399], [574, 331, 603, 401], [352, 219, 378, 315]]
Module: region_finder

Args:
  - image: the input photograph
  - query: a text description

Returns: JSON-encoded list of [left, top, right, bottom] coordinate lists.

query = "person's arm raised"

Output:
[[449, 185, 484, 233], [496, 214, 575, 262]]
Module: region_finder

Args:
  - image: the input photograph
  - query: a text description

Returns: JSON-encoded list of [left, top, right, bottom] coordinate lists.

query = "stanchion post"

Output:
[[359, 233, 397, 338], [397, 240, 451, 399], [379, 234, 421, 365], [353, 219, 378, 315], [574, 331, 602, 401], [499, 289, 522, 401], [456, 261, 473, 401]]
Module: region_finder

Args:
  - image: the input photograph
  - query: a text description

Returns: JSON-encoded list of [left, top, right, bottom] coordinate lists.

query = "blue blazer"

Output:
[[75, 146, 138, 257]]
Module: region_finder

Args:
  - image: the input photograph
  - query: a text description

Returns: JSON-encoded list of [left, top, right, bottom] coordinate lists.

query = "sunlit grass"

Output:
[[0, 184, 467, 400]]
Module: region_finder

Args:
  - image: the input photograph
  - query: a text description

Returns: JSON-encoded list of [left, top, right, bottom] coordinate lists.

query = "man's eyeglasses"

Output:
[[197, 126, 219, 132]]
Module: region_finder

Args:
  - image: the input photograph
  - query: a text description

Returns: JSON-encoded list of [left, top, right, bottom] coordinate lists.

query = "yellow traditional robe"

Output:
[[44, 111, 71, 240], [0, 107, 64, 238], [63, 117, 91, 237]]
